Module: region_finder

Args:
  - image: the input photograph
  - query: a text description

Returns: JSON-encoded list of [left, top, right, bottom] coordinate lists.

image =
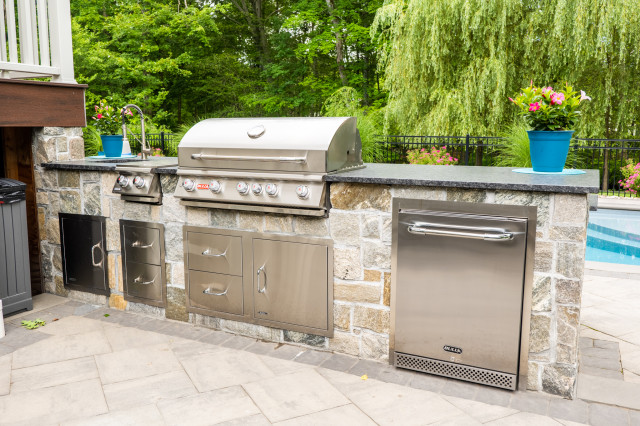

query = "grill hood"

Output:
[[178, 117, 362, 173]]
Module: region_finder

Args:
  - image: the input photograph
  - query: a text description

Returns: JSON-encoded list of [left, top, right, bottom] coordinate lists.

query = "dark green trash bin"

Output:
[[0, 178, 33, 316]]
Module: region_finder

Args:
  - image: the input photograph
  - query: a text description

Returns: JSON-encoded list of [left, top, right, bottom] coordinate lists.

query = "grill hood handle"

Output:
[[190, 153, 307, 164]]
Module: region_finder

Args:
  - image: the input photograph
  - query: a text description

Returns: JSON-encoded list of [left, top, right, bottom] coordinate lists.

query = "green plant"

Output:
[[495, 123, 532, 167], [91, 100, 129, 135], [21, 319, 45, 329], [510, 83, 591, 131], [406, 146, 458, 165], [619, 160, 640, 196], [83, 125, 103, 156]]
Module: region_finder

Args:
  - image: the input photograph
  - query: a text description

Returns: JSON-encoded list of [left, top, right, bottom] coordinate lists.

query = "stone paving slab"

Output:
[[1, 293, 639, 425]]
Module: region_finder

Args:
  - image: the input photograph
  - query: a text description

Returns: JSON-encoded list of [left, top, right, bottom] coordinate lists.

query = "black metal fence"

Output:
[[377, 135, 640, 197], [128, 132, 179, 156]]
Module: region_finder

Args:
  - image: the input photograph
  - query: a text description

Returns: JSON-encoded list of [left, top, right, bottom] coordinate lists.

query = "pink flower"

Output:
[[550, 92, 565, 105], [509, 97, 516, 103], [529, 102, 541, 112], [96, 113, 103, 119], [94, 105, 98, 111], [580, 90, 591, 101], [541, 87, 553, 97]]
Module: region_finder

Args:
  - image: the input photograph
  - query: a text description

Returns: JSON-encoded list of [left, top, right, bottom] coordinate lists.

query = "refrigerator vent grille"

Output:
[[395, 352, 516, 390]]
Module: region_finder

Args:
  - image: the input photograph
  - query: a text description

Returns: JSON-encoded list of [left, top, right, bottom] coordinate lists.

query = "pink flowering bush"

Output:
[[406, 146, 458, 165], [510, 83, 591, 131], [619, 160, 640, 195], [91, 100, 132, 135]]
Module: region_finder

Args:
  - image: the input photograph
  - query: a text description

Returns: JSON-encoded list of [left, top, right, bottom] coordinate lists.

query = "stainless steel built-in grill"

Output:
[[174, 117, 363, 216]]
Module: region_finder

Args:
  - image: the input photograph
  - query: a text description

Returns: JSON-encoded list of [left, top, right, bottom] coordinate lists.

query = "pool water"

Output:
[[586, 208, 640, 265]]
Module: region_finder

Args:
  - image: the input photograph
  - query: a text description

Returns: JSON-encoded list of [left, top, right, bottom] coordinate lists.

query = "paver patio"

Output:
[[1, 268, 639, 425]]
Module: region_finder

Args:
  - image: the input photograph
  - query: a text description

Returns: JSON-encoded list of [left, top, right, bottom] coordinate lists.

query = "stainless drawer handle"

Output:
[[257, 265, 267, 294], [91, 242, 104, 268], [407, 225, 514, 241], [202, 248, 228, 258], [203, 287, 228, 296], [134, 275, 155, 285], [191, 153, 307, 164], [132, 240, 153, 249]]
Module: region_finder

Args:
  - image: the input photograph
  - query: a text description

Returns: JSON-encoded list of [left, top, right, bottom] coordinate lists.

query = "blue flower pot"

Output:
[[100, 135, 123, 158], [527, 130, 574, 173]]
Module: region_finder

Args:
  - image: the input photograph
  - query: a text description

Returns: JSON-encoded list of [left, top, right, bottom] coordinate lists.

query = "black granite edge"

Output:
[[325, 164, 600, 194], [41, 161, 118, 172], [326, 175, 599, 194], [154, 166, 178, 175]]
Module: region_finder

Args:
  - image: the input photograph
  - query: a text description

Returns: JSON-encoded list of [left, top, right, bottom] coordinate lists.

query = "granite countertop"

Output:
[[326, 163, 600, 194], [42, 158, 178, 174]]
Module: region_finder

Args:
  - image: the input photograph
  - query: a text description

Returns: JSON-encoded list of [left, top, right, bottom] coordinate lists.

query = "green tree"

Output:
[[372, 0, 640, 139]]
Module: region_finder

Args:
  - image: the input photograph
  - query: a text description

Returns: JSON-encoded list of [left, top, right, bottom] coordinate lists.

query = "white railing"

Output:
[[0, 0, 75, 83]]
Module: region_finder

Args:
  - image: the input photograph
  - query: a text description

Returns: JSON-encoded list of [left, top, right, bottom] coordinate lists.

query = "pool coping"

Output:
[[584, 260, 640, 280], [597, 196, 640, 211]]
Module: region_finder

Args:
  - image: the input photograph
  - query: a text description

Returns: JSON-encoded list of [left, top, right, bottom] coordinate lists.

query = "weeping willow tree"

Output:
[[372, 0, 640, 138]]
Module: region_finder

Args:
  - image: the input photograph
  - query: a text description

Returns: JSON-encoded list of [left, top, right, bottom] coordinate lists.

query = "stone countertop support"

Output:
[[37, 158, 598, 399]]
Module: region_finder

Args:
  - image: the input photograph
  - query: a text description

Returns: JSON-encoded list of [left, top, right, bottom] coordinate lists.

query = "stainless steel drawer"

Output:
[[186, 232, 242, 275], [123, 225, 162, 265], [189, 270, 243, 316], [124, 262, 163, 303]]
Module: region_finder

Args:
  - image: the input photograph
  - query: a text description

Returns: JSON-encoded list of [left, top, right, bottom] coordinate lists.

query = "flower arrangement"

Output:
[[510, 83, 591, 131], [91, 100, 132, 135], [619, 160, 640, 195], [407, 146, 458, 165]]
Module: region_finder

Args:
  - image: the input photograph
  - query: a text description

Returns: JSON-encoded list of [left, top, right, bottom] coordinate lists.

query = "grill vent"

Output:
[[395, 352, 516, 390]]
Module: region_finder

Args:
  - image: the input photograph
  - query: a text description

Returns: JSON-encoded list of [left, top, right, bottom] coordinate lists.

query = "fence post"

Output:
[[464, 134, 470, 166], [161, 132, 165, 153], [573, 143, 578, 169]]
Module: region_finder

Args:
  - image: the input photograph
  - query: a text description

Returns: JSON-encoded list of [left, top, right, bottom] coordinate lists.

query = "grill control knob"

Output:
[[183, 178, 196, 192], [236, 182, 249, 195], [251, 183, 262, 195], [265, 183, 278, 196], [296, 185, 310, 199], [133, 176, 145, 188], [209, 180, 222, 193], [117, 175, 130, 188]]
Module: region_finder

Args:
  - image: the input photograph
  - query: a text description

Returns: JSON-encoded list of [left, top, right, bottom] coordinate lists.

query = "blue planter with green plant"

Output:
[[100, 135, 124, 158], [91, 100, 132, 158], [510, 83, 591, 172]]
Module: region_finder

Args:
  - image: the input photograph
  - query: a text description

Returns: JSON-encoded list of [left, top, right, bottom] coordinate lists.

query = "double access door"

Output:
[[184, 226, 333, 337], [59, 213, 108, 295]]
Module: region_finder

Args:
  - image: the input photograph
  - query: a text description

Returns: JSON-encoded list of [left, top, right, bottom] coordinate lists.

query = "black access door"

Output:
[[59, 213, 109, 295]]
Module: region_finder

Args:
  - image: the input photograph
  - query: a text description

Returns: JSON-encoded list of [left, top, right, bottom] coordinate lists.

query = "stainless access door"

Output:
[[59, 214, 109, 296], [252, 238, 328, 332], [395, 208, 527, 381]]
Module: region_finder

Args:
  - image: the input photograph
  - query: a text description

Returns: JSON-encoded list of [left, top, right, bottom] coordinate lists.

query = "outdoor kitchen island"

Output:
[[38, 155, 598, 399]]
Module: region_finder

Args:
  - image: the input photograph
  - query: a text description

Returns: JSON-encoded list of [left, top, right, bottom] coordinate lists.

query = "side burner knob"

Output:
[[133, 176, 145, 188], [117, 175, 130, 188], [237, 182, 249, 195], [265, 183, 278, 196], [209, 180, 222, 193], [183, 178, 196, 192], [296, 185, 310, 199]]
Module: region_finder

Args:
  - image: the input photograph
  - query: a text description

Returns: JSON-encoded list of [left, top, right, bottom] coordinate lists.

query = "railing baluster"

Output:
[[29, 0, 39, 63], [37, 0, 50, 66], [0, 0, 7, 64], [17, 0, 35, 64], [6, 0, 18, 63]]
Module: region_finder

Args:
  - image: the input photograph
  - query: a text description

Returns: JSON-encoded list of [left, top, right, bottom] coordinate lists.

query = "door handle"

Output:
[[203, 287, 228, 296], [257, 265, 267, 294], [202, 247, 228, 258], [91, 242, 104, 268], [133, 275, 156, 285], [132, 240, 153, 249], [407, 225, 514, 241]]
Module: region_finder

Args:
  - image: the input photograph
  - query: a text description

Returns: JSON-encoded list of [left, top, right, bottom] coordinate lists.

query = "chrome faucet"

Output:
[[121, 104, 149, 160]]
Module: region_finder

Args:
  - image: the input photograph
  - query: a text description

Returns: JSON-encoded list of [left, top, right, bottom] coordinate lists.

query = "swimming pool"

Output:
[[586, 208, 640, 265]]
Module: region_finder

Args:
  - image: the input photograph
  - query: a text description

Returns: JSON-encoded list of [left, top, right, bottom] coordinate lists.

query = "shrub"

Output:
[[619, 160, 640, 195], [407, 146, 458, 165]]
